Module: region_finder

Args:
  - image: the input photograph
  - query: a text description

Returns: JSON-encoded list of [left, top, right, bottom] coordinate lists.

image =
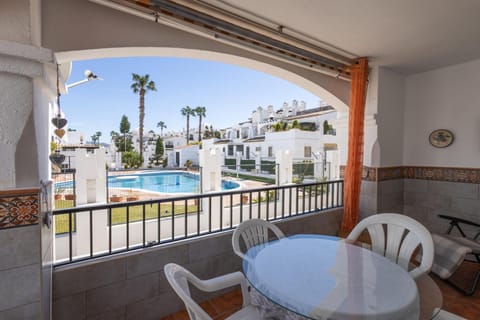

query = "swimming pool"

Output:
[[108, 171, 240, 194]]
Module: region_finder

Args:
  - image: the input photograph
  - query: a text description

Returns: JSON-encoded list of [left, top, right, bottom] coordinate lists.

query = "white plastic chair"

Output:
[[164, 263, 264, 320], [347, 213, 434, 279], [232, 219, 285, 259]]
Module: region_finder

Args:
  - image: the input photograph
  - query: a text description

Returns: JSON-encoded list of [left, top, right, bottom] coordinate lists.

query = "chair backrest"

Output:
[[164, 263, 213, 320], [347, 213, 434, 279], [232, 219, 285, 259]]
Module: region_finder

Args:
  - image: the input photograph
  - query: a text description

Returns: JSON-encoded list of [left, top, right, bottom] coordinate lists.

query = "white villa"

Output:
[[203, 100, 341, 179]]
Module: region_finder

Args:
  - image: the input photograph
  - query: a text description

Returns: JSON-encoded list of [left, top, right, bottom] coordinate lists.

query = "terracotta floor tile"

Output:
[[199, 300, 220, 318]]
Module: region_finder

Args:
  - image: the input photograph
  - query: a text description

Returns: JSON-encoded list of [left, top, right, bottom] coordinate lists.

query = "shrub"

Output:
[[122, 151, 143, 168], [299, 122, 316, 131], [240, 159, 255, 171]]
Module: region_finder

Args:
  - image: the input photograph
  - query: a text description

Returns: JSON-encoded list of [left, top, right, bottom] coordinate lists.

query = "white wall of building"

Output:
[[264, 129, 323, 159], [64, 130, 85, 144], [404, 58, 480, 167], [164, 135, 187, 148], [75, 148, 107, 204], [168, 145, 200, 167], [180, 145, 200, 166]]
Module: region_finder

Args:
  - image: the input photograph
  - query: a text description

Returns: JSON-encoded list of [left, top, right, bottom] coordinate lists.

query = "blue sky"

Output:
[[61, 57, 321, 139]]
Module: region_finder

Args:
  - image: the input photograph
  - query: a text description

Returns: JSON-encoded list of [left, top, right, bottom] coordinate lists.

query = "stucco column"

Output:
[[0, 60, 35, 187], [0, 40, 54, 188], [0, 36, 55, 320]]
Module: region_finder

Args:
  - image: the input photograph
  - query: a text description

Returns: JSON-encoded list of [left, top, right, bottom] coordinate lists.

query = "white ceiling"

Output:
[[208, 0, 480, 75]]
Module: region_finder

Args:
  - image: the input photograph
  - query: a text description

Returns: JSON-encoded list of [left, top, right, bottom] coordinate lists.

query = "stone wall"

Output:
[[52, 209, 342, 320]]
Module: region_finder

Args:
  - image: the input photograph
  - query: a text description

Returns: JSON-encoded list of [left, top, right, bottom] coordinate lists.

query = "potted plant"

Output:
[[64, 194, 75, 201], [184, 159, 193, 171], [110, 195, 122, 202], [54, 185, 64, 200]]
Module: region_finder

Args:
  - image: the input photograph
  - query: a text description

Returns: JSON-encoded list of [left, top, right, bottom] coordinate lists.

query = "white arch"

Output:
[[56, 47, 349, 113]]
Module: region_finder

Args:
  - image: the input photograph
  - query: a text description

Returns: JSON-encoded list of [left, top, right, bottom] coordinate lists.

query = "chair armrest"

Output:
[[197, 271, 245, 291], [190, 271, 251, 306]]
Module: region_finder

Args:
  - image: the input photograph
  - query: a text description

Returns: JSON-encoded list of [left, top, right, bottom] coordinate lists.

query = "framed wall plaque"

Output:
[[428, 129, 454, 148]]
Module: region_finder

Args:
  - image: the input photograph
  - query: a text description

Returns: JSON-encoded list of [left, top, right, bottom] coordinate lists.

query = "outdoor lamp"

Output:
[[66, 69, 102, 90]]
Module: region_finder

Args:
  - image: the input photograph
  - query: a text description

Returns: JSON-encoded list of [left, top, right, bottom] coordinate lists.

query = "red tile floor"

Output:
[[162, 261, 480, 319]]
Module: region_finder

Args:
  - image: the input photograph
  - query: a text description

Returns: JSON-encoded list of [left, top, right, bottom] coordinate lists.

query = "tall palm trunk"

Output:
[[139, 89, 145, 159], [186, 115, 190, 144], [198, 115, 202, 142]]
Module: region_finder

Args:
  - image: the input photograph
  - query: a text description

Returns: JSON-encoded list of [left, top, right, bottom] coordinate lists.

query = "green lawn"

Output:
[[54, 201, 198, 235], [222, 172, 275, 184]]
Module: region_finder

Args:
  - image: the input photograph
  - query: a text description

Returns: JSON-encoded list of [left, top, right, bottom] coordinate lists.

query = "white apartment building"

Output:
[[203, 100, 340, 179]]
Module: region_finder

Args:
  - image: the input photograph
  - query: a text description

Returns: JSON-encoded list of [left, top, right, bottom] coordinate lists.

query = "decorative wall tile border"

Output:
[[378, 167, 404, 181], [340, 165, 480, 184], [340, 165, 377, 181], [0, 188, 39, 229], [403, 166, 480, 184]]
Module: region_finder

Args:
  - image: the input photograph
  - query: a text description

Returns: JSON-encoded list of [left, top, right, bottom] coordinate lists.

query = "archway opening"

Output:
[[52, 48, 348, 208]]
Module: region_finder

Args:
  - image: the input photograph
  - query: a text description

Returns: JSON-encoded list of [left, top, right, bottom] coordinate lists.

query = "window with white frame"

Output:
[[304, 146, 312, 157]]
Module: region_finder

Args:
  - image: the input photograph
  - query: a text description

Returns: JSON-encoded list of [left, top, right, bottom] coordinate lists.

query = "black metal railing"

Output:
[[52, 180, 343, 266], [53, 171, 76, 209]]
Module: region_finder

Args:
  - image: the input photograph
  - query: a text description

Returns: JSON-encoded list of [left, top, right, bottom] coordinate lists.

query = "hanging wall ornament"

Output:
[[54, 128, 66, 139], [51, 116, 68, 129], [51, 63, 68, 129], [49, 150, 65, 167]]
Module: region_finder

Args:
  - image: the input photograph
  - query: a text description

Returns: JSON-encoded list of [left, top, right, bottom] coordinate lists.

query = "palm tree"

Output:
[[194, 106, 206, 142], [130, 73, 157, 160], [181, 106, 195, 144], [157, 121, 167, 136], [95, 131, 102, 145]]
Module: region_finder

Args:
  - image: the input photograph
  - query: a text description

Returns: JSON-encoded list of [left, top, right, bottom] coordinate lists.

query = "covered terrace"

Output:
[[1, 0, 480, 319]]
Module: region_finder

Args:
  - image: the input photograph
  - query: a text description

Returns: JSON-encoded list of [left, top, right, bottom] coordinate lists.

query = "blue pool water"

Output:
[[108, 171, 239, 193]]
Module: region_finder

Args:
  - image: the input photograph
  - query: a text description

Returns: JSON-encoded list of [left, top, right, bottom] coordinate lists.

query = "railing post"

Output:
[[276, 163, 280, 186], [73, 170, 77, 207], [199, 166, 203, 194], [106, 169, 109, 203]]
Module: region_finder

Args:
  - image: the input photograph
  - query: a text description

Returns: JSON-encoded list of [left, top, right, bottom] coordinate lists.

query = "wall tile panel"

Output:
[[0, 264, 40, 311], [53, 257, 127, 299], [86, 273, 158, 317], [126, 244, 188, 279], [52, 293, 85, 320]]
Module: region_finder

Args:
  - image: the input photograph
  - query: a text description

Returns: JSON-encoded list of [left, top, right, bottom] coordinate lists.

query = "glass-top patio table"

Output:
[[243, 234, 441, 320]]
